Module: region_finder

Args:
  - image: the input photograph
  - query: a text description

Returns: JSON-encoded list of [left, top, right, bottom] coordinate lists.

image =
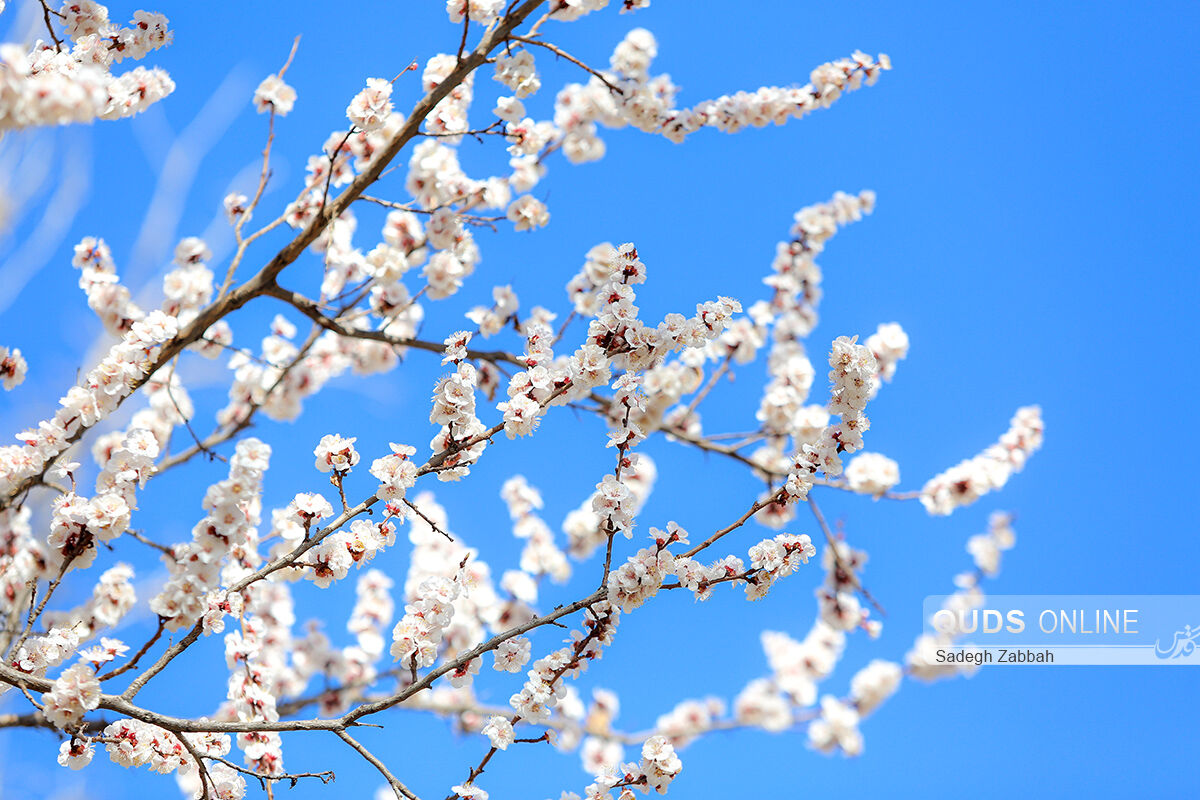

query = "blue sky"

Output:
[[2, 1, 1199, 798]]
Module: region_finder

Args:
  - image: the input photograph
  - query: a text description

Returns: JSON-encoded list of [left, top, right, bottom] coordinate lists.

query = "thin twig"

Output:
[[807, 496, 887, 616], [37, 0, 64, 49], [335, 729, 419, 800], [456, 6, 471, 63], [203, 754, 335, 790], [98, 618, 167, 682], [176, 732, 214, 800], [682, 351, 733, 419], [510, 35, 623, 94], [125, 529, 174, 557], [402, 499, 454, 541]]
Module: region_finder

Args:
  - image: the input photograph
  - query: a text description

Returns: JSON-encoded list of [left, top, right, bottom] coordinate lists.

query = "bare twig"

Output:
[[806, 496, 887, 616], [125, 529, 174, 557], [265, 283, 523, 366], [336, 729, 419, 800], [37, 0, 64, 49], [402, 499, 454, 541], [456, 7, 471, 63], [510, 35, 624, 94], [98, 618, 167, 682], [176, 732, 214, 800], [203, 754, 335, 790]]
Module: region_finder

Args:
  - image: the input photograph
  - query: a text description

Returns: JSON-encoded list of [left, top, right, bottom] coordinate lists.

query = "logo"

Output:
[[1155, 623, 1199, 659]]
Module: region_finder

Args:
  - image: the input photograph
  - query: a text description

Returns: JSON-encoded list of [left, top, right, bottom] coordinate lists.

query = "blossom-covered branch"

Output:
[[0, 3, 1043, 800]]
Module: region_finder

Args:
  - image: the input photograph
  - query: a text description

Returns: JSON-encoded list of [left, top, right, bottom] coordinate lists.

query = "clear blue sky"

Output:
[[2, 1, 1198, 798]]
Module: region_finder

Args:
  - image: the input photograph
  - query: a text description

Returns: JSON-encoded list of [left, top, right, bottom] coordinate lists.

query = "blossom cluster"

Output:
[[465, 285, 519, 338], [150, 438, 271, 630], [606, 540, 673, 612], [751, 332, 881, 531], [0, 345, 27, 390], [563, 453, 656, 559], [430, 344, 489, 479], [919, 406, 1044, 515], [303, 516, 396, 590], [39, 563, 137, 649], [502, 475, 571, 583], [41, 662, 100, 729], [0, 3, 174, 131], [844, 452, 901, 497], [103, 717, 241, 797], [815, 540, 878, 634], [348, 77, 394, 132], [71, 236, 144, 335], [760, 623, 846, 710], [446, 0, 506, 26], [218, 323, 374, 427], [398, 496, 506, 671], [161, 238, 216, 329], [653, 697, 724, 749], [566, 733, 682, 800], [314, 433, 360, 474], [498, 244, 741, 449], [253, 73, 296, 115], [370, 442, 419, 509], [390, 575, 461, 670], [7, 617, 85, 678], [754, 191, 876, 439]]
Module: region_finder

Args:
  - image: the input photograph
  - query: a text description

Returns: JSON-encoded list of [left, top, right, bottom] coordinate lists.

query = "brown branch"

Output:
[[416, 121, 505, 140], [356, 193, 505, 227], [221, 36, 300, 298], [0, 712, 108, 733]]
